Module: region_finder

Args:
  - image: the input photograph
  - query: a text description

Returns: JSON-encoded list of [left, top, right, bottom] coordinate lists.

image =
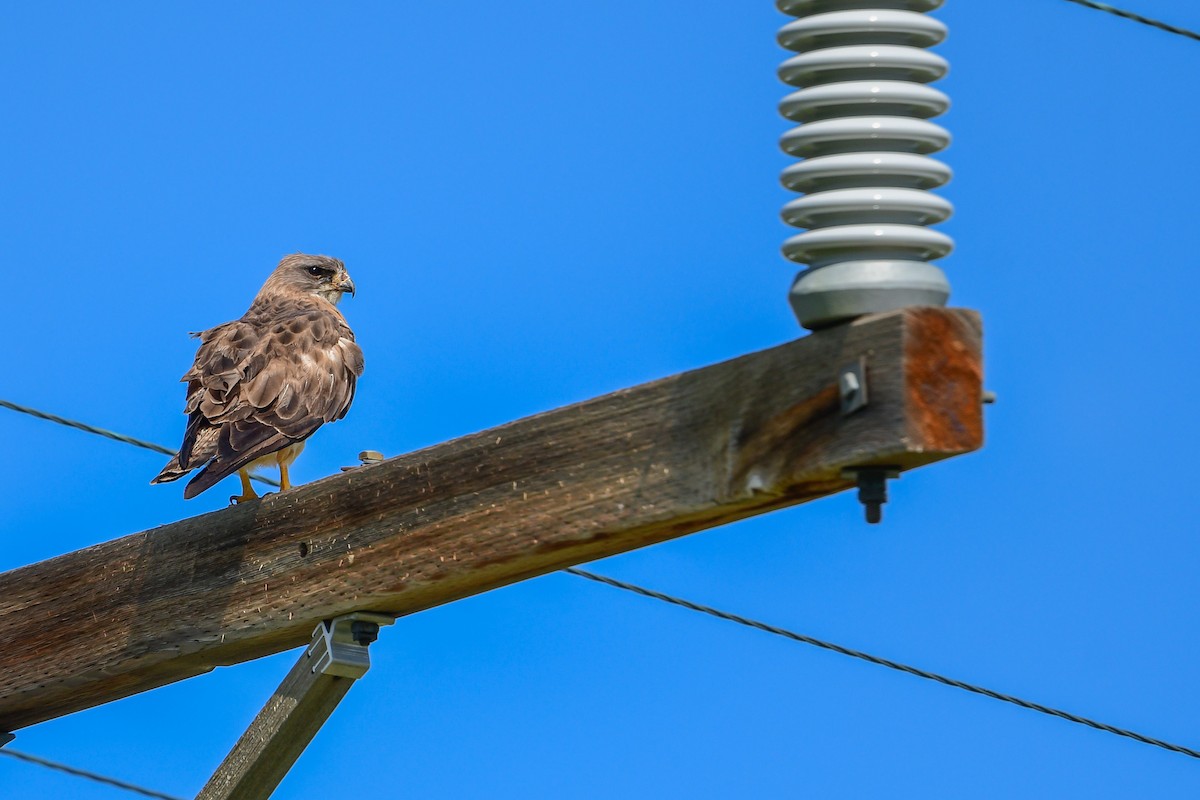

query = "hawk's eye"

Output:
[[307, 266, 327, 277]]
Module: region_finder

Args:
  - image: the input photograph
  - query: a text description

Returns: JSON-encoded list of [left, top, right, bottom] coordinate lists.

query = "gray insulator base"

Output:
[[789, 259, 949, 329]]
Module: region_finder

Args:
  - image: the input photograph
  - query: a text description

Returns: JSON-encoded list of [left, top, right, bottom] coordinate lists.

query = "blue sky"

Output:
[[3, 1, 1200, 797]]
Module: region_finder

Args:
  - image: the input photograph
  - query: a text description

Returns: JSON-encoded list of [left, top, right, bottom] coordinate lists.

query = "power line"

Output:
[[0, 748, 184, 800], [0, 398, 280, 488], [7, 572, 1195, 800], [564, 567, 1200, 762], [0, 398, 175, 456], [1058, 0, 1200, 42]]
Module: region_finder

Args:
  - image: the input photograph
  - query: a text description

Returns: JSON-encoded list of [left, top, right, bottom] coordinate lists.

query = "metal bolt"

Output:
[[341, 450, 386, 473], [842, 466, 901, 524], [350, 621, 380, 647]]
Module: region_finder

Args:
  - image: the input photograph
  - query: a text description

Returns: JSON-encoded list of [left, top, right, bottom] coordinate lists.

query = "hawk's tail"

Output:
[[151, 456, 188, 485]]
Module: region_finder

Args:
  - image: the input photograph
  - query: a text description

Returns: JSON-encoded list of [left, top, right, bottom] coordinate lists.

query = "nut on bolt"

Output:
[[350, 620, 381, 646], [842, 466, 901, 524]]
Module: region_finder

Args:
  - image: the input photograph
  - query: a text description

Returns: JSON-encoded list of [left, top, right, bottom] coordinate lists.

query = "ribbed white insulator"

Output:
[[778, 11, 946, 51], [781, 117, 950, 157], [778, 0, 945, 16], [780, 81, 949, 122], [782, 224, 953, 267], [778, 0, 953, 330], [781, 152, 951, 192], [779, 45, 948, 86], [782, 187, 952, 227]]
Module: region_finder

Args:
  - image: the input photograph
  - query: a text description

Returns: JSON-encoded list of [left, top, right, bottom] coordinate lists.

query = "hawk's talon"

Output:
[[229, 470, 259, 504]]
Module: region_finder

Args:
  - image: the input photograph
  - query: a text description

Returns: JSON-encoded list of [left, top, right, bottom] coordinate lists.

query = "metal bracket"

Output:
[[307, 612, 395, 680], [842, 466, 901, 524], [839, 357, 868, 415], [198, 611, 396, 799]]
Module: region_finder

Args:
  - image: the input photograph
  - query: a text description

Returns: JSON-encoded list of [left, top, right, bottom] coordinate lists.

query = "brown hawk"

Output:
[[152, 254, 363, 502]]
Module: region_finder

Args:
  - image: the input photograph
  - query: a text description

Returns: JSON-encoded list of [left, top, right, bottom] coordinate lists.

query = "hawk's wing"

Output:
[[153, 299, 363, 499]]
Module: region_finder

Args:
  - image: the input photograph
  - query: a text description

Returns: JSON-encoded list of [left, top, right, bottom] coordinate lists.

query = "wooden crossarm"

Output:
[[0, 306, 983, 732]]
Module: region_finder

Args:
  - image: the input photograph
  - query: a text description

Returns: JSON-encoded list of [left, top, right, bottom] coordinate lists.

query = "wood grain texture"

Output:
[[0, 306, 983, 731], [196, 640, 353, 800]]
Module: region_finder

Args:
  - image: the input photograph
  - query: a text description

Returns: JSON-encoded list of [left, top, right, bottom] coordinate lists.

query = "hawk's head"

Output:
[[266, 254, 356, 305]]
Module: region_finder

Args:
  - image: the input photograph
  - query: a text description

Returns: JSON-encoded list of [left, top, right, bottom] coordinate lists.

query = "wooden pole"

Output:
[[0, 307, 982, 732]]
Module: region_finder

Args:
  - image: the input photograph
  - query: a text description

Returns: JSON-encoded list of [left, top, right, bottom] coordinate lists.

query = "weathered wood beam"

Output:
[[0, 306, 982, 732]]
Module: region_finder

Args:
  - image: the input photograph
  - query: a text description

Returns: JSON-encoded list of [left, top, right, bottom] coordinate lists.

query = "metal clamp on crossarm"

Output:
[[308, 612, 394, 679], [197, 611, 395, 800]]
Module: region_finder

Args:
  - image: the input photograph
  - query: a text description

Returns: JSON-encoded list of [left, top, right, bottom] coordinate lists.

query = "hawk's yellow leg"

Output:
[[278, 456, 293, 492], [229, 470, 259, 504]]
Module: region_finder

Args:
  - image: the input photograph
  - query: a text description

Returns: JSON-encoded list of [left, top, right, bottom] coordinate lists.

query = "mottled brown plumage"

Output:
[[152, 254, 363, 501]]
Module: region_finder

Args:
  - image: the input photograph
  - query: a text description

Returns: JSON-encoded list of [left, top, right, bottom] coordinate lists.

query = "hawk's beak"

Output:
[[337, 277, 356, 298]]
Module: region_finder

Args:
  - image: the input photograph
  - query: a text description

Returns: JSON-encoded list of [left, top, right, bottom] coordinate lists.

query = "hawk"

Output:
[[152, 254, 363, 502]]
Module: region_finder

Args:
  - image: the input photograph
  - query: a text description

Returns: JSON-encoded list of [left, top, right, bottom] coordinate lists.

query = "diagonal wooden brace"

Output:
[[197, 613, 393, 800]]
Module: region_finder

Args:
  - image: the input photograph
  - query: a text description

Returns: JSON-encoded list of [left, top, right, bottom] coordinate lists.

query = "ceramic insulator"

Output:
[[778, 0, 953, 329]]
